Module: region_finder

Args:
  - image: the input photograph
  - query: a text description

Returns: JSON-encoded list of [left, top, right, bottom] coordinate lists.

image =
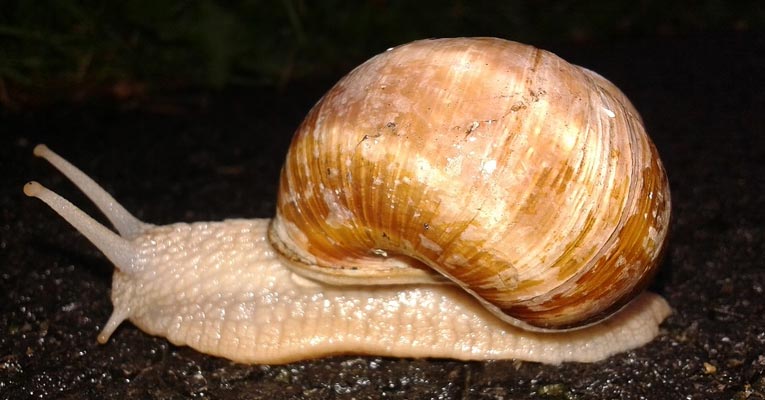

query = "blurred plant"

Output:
[[0, 0, 761, 102]]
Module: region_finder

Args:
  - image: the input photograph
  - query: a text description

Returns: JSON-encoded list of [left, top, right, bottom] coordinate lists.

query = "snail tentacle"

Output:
[[23, 181, 139, 274], [32, 144, 150, 238]]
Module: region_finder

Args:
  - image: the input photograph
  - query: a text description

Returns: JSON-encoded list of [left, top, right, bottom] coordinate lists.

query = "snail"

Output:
[[24, 37, 671, 365]]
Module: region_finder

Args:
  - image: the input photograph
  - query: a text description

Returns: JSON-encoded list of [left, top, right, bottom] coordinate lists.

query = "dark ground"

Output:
[[1, 32, 764, 399]]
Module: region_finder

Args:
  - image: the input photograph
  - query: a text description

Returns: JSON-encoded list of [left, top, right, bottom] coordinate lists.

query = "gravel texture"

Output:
[[1, 32, 764, 399]]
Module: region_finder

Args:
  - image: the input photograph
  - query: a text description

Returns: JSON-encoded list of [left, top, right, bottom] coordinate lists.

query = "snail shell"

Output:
[[270, 37, 670, 330], [24, 37, 671, 364]]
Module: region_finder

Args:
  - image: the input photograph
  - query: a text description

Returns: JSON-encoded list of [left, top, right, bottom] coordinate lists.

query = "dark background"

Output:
[[2, 1, 764, 399]]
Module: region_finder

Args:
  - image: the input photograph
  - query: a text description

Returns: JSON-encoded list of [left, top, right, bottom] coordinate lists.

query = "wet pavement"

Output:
[[2, 32, 764, 399]]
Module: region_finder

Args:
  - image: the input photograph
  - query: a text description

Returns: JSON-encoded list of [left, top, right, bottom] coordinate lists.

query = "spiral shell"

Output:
[[269, 37, 670, 330]]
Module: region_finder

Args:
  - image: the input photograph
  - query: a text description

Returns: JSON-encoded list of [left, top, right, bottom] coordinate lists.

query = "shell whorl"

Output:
[[270, 37, 670, 330]]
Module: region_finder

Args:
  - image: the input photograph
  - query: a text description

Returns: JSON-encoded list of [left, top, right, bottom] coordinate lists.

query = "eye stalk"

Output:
[[31, 145, 150, 238], [24, 180, 139, 275]]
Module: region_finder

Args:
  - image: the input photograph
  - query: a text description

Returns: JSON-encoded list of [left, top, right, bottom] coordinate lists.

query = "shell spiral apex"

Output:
[[270, 37, 671, 331], [25, 37, 671, 364]]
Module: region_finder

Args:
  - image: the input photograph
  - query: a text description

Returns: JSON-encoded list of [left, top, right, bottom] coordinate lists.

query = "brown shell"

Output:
[[269, 37, 670, 330]]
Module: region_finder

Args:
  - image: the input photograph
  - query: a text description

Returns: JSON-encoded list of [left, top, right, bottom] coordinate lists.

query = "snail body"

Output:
[[25, 37, 671, 364]]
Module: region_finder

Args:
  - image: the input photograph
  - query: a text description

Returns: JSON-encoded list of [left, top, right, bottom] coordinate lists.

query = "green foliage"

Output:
[[0, 0, 761, 93]]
